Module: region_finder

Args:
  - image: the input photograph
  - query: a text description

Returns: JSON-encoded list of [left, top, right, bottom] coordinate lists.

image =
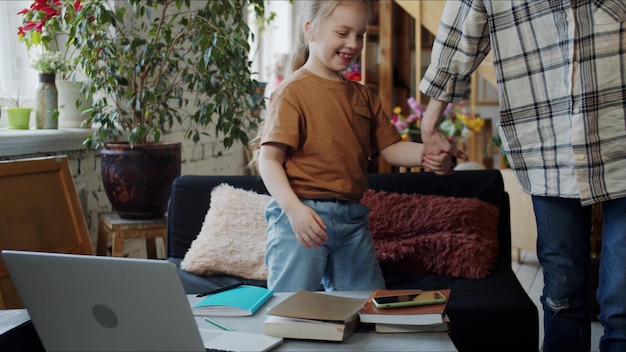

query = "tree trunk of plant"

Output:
[[100, 142, 181, 219]]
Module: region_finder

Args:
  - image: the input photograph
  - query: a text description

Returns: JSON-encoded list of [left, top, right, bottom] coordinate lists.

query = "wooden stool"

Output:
[[97, 212, 167, 259]]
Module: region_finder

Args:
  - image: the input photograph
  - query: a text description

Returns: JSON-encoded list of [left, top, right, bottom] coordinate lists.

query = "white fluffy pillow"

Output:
[[180, 184, 271, 280]]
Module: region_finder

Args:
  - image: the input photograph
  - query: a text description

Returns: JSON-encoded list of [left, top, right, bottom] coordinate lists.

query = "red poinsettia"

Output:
[[17, 0, 82, 50]]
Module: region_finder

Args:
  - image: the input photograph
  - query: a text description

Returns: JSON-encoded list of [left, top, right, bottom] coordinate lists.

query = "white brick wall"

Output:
[[0, 126, 251, 258]]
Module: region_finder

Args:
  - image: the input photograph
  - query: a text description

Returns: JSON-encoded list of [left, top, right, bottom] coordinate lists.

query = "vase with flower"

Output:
[[30, 50, 70, 129]]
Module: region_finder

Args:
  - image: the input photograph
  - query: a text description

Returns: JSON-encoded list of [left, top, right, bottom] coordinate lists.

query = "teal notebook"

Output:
[[192, 285, 274, 316]]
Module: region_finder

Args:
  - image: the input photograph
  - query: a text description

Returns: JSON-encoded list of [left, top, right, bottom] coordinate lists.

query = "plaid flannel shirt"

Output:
[[419, 0, 626, 206]]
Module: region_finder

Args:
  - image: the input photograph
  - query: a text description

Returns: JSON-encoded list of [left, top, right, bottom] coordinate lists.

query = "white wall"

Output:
[[0, 128, 250, 258]]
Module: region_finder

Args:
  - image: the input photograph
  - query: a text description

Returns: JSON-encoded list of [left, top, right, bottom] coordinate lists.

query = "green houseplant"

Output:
[[1, 89, 33, 130], [63, 0, 269, 218], [69, 0, 267, 148]]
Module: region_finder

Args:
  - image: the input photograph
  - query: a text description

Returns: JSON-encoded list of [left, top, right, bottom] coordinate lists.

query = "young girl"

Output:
[[258, 0, 456, 292]]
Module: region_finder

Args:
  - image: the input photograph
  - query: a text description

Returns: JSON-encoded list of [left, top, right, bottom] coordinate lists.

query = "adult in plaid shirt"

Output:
[[419, 1, 626, 351]]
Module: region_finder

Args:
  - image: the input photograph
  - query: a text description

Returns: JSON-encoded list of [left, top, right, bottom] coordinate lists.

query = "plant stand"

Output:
[[96, 212, 167, 259]]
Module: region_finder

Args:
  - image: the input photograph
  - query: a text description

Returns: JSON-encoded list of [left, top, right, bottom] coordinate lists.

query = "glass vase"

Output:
[[35, 73, 58, 129]]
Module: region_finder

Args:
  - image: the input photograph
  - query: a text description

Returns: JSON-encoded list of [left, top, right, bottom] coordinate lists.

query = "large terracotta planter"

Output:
[[100, 142, 182, 219]]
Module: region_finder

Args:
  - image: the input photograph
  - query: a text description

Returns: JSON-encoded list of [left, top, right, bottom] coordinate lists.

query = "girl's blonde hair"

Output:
[[287, 0, 373, 75]]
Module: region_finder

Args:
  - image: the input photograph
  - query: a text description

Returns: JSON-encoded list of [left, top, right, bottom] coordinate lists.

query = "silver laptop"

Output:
[[2, 250, 281, 352]]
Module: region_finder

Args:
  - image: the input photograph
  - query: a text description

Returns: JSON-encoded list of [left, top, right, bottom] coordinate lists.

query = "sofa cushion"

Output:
[[180, 184, 271, 280], [362, 189, 499, 279]]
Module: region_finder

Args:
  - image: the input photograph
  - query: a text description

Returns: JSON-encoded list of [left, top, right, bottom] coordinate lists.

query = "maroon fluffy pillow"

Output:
[[361, 190, 499, 279]]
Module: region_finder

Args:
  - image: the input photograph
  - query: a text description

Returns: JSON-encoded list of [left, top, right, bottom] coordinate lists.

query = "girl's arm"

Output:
[[258, 143, 328, 248], [379, 141, 453, 175], [258, 143, 299, 213]]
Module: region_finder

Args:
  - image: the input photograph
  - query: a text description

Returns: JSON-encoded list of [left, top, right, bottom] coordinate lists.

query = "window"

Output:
[[0, 1, 38, 110], [251, 0, 294, 83], [1, 0, 296, 109]]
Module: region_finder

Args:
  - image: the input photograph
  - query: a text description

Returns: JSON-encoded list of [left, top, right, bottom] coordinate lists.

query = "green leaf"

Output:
[[69, 0, 269, 149]]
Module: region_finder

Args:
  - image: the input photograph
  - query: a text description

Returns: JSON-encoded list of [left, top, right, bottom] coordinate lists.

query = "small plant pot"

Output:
[[5, 107, 33, 130]]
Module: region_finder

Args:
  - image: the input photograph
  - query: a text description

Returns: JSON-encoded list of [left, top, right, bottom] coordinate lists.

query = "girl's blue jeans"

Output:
[[532, 195, 626, 352], [264, 198, 385, 292]]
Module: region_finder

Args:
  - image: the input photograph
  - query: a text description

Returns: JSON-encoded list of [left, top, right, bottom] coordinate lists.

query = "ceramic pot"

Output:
[[100, 142, 182, 219], [5, 107, 33, 130], [56, 80, 91, 128], [35, 73, 58, 129]]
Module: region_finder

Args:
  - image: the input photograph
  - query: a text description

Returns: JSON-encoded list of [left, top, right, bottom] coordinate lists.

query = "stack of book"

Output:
[[263, 290, 367, 341], [358, 289, 452, 333]]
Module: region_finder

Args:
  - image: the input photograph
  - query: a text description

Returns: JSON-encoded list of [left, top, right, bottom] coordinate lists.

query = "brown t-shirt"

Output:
[[261, 68, 401, 202]]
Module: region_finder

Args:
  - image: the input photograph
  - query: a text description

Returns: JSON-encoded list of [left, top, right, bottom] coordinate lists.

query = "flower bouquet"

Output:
[[392, 98, 485, 141], [439, 100, 485, 139], [30, 50, 70, 74], [392, 97, 424, 141], [18, 0, 82, 80]]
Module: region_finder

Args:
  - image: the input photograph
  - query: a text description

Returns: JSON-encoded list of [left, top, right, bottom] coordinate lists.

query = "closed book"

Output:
[[263, 290, 367, 341], [264, 315, 358, 342], [359, 289, 451, 325], [375, 314, 451, 333], [192, 285, 273, 316]]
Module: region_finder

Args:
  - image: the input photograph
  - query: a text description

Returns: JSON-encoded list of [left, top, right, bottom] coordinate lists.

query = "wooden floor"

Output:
[[512, 250, 603, 352]]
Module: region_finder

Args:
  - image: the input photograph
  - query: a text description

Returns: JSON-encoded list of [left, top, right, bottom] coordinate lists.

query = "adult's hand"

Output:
[[421, 98, 467, 160]]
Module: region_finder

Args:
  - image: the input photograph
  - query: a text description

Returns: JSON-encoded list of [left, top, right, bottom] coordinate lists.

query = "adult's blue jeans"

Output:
[[533, 196, 626, 352], [264, 198, 386, 292]]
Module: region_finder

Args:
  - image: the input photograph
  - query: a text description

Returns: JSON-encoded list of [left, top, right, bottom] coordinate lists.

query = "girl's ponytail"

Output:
[[287, 26, 309, 75]]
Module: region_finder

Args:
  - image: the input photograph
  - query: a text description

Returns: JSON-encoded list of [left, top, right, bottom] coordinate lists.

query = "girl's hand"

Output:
[[422, 132, 466, 160], [422, 151, 455, 175], [286, 203, 328, 249]]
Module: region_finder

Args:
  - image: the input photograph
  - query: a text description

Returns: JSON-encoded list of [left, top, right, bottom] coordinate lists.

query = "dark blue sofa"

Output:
[[166, 170, 539, 352]]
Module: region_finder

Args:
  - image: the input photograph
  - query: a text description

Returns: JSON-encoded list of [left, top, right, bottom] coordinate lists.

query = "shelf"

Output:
[[360, 1, 497, 173]]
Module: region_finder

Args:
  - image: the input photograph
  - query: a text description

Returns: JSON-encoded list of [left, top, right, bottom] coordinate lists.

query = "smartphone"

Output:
[[372, 291, 447, 309]]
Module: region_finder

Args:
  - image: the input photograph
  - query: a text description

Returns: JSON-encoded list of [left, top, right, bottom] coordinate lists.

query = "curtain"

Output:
[[0, 1, 38, 108]]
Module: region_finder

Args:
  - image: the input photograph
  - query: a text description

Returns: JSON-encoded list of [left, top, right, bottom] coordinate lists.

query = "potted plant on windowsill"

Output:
[[1, 89, 33, 130], [18, 0, 91, 128], [60, 0, 268, 219]]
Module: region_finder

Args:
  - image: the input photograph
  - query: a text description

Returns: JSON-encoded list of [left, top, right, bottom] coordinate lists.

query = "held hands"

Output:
[[421, 127, 467, 175], [422, 151, 455, 175], [286, 202, 328, 249]]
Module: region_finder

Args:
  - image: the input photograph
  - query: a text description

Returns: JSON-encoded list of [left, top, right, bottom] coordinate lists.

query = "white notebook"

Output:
[[199, 329, 282, 351]]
